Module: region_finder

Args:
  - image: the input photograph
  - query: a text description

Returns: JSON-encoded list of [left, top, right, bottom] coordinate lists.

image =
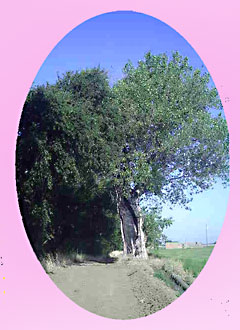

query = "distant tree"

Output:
[[143, 212, 172, 249]]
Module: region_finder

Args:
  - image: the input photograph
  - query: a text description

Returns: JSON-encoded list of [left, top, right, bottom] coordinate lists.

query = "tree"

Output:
[[16, 52, 229, 259], [16, 68, 122, 256], [140, 194, 173, 249], [143, 212, 172, 249], [108, 52, 229, 258]]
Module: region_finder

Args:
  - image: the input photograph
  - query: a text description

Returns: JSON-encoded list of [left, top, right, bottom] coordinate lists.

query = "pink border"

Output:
[[1, 1, 240, 329]]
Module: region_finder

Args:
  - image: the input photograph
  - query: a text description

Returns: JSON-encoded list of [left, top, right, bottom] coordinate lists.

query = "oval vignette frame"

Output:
[[0, 1, 239, 330]]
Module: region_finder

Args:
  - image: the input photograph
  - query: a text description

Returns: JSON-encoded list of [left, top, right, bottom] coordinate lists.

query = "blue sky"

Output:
[[162, 181, 228, 244], [34, 11, 210, 87], [33, 11, 229, 244]]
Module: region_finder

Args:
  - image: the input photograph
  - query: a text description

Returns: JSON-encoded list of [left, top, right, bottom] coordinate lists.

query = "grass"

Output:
[[154, 269, 184, 296], [150, 246, 214, 277], [40, 251, 87, 273], [40, 250, 116, 274]]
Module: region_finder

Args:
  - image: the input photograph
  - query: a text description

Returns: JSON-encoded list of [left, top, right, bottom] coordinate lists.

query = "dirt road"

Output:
[[49, 260, 177, 319]]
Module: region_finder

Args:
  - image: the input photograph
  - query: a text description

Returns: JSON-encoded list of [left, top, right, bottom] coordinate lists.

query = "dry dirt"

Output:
[[49, 258, 178, 319]]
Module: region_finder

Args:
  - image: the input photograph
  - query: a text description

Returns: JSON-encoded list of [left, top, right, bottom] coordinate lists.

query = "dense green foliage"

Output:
[[16, 68, 122, 256], [113, 52, 228, 203], [16, 52, 229, 257]]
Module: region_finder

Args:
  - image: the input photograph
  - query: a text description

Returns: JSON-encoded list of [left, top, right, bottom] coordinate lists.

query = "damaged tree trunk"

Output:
[[116, 189, 148, 259]]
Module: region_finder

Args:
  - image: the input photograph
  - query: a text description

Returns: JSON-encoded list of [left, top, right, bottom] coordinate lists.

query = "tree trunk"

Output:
[[116, 190, 148, 259]]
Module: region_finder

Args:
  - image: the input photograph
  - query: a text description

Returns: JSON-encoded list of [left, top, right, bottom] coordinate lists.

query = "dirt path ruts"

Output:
[[50, 263, 141, 319], [49, 261, 177, 319]]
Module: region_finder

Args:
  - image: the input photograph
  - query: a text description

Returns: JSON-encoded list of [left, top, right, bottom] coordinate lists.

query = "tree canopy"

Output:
[[17, 68, 122, 255], [16, 52, 229, 257], [111, 52, 228, 203]]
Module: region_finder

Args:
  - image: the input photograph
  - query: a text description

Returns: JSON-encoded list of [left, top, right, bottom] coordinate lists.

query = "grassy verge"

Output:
[[150, 246, 214, 277], [154, 270, 184, 297], [40, 251, 87, 273], [40, 251, 117, 273]]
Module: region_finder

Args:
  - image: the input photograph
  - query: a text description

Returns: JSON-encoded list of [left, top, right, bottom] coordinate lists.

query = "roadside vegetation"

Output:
[[150, 246, 214, 277], [154, 270, 184, 297], [40, 250, 117, 274]]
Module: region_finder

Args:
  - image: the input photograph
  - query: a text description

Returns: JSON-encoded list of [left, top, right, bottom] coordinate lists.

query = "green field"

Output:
[[150, 246, 214, 277]]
